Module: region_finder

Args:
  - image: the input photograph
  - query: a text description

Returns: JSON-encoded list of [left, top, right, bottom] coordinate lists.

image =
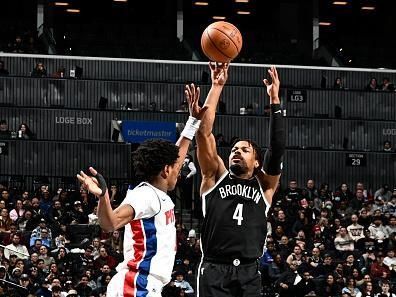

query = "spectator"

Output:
[[0, 120, 11, 139], [95, 264, 113, 288], [319, 273, 341, 297], [17, 209, 34, 232], [31, 62, 47, 78], [365, 78, 379, 91], [370, 251, 390, 281], [296, 270, 316, 297], [35, 278, 51, 297], [38, 245, 55, 271], [47, 199, 65, 231], [173, 272, 194, 294], [334, 77, 344, 89], [268, 253, 285, 281], [75, 274, 93, 297], [67, 201, 88, 224], [357, 281, 374, 297], [375, 280, 396, 297], [334, 226, 354, 253], [177, 154, 197, 209], [0, 61, 9, 76], [383, 249, 396, 272], [383, 141, 393, 152], [348, 214, 365, 242], [8, 35, 24, 53], [4, 233, 29, 260], [88, 205, 99, 226], [374, 185, 392, 202], [93, 247, 117, 271], [17, 123, 35, 140], [105, 230, 123, 255], [385, 215, 396, 237], [0, 208, 13, 234], [75, 245, 94, 274], [342, 277, 361, 296], [30, 218, 53, 247], [275, 261, 302, 297], [51, 67, 66, 79], [351, 189, 365, 212], [9, 199, 25, 222], [368, 216, 387, 242], [380, 77, 395, 92]]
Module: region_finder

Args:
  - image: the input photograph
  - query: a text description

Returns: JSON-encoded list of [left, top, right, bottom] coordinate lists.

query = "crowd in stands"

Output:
[[0, 177, 395, 296]]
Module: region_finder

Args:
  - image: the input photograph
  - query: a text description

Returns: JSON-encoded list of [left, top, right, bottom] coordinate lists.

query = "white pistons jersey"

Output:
[[108, 182, 176, 297]]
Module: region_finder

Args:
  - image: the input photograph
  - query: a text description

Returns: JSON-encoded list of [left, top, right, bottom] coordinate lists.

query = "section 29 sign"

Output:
[[345, 153, 367, 167], [121, 121, 176, 144]]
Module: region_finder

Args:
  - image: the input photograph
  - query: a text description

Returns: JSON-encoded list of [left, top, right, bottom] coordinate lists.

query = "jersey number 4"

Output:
[[233, 203, 244, 226]]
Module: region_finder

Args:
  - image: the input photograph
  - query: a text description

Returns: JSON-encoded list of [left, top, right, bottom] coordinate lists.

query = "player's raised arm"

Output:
[[194, 63, 228, 193], [257, 66, 285, 204], [77, 87, 207, 232]]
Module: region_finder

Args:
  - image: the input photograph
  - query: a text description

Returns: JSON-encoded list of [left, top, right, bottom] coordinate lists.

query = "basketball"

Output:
[[201, 21, 243, 63]]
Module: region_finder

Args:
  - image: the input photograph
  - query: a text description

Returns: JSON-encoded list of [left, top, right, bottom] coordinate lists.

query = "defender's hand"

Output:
[[209, 62, 229, 86], [77, 167, 105, 197], [263, 66, 280, 104], [185, 83, 208, 120]]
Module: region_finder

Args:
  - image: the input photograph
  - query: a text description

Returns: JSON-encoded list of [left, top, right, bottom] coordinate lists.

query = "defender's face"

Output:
[[166, 163, 180, 191], [228, 141, 258, 176]]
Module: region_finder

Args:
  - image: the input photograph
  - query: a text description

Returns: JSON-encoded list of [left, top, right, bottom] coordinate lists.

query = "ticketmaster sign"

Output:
[[121, 121, 176, 143]]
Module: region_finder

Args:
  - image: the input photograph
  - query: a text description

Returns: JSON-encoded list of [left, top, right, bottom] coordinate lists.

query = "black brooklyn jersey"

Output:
[[200, 171, 269, 259]]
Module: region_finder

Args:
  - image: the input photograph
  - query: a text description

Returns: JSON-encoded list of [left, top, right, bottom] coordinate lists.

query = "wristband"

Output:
[[180, 116, 201, 140]]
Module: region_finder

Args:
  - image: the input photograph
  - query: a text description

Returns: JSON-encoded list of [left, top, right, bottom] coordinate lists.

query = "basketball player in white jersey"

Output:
[[77, 85, 206, 297]]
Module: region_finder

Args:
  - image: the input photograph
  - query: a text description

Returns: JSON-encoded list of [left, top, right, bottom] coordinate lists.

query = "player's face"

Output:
[[166, 163, 180, 191], [229, 141, 258, 176]]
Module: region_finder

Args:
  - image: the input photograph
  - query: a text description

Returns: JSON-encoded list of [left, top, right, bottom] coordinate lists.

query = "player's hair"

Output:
[[132, 139, 179, 183], [230, 138, 263, 173]]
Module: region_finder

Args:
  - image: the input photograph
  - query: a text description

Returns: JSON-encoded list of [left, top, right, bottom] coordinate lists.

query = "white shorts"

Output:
[[106, 269, 164, 297]]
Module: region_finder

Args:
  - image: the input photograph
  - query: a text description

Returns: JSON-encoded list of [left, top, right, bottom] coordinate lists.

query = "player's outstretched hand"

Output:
[[77, 167, 107, 197], [209, 62, 229, 86], [263, 66, 280, 104], [185, 83, 208, 120]]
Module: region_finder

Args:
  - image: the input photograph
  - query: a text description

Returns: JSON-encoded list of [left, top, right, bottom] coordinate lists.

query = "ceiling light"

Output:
[[66, 8, 80, 13], [319, 22, 332, 26], [235, 0, 249, 2], [213, 16, 226, 20], [194, 1, 209, 6], [113, 0, 128, 2], [332, 1, 348, 5], [54, 2, 69, 6], [237, 11, 250, 15], [361, 6, 375, 10]]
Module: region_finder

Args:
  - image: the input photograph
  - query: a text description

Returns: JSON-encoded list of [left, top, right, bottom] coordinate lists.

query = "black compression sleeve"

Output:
[[263, 104, 286, 175]]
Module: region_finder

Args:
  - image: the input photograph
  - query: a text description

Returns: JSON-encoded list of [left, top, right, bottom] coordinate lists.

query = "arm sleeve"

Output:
[[121, 186, 161, 220], [263, 104, 286, 175]]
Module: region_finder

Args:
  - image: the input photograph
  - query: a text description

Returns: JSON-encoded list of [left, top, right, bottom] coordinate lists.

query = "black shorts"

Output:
[[197, 259, 261, 297]]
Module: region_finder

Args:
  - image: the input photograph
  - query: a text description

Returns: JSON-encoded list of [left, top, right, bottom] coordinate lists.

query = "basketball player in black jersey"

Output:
[[185, 63, 285, 297]]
